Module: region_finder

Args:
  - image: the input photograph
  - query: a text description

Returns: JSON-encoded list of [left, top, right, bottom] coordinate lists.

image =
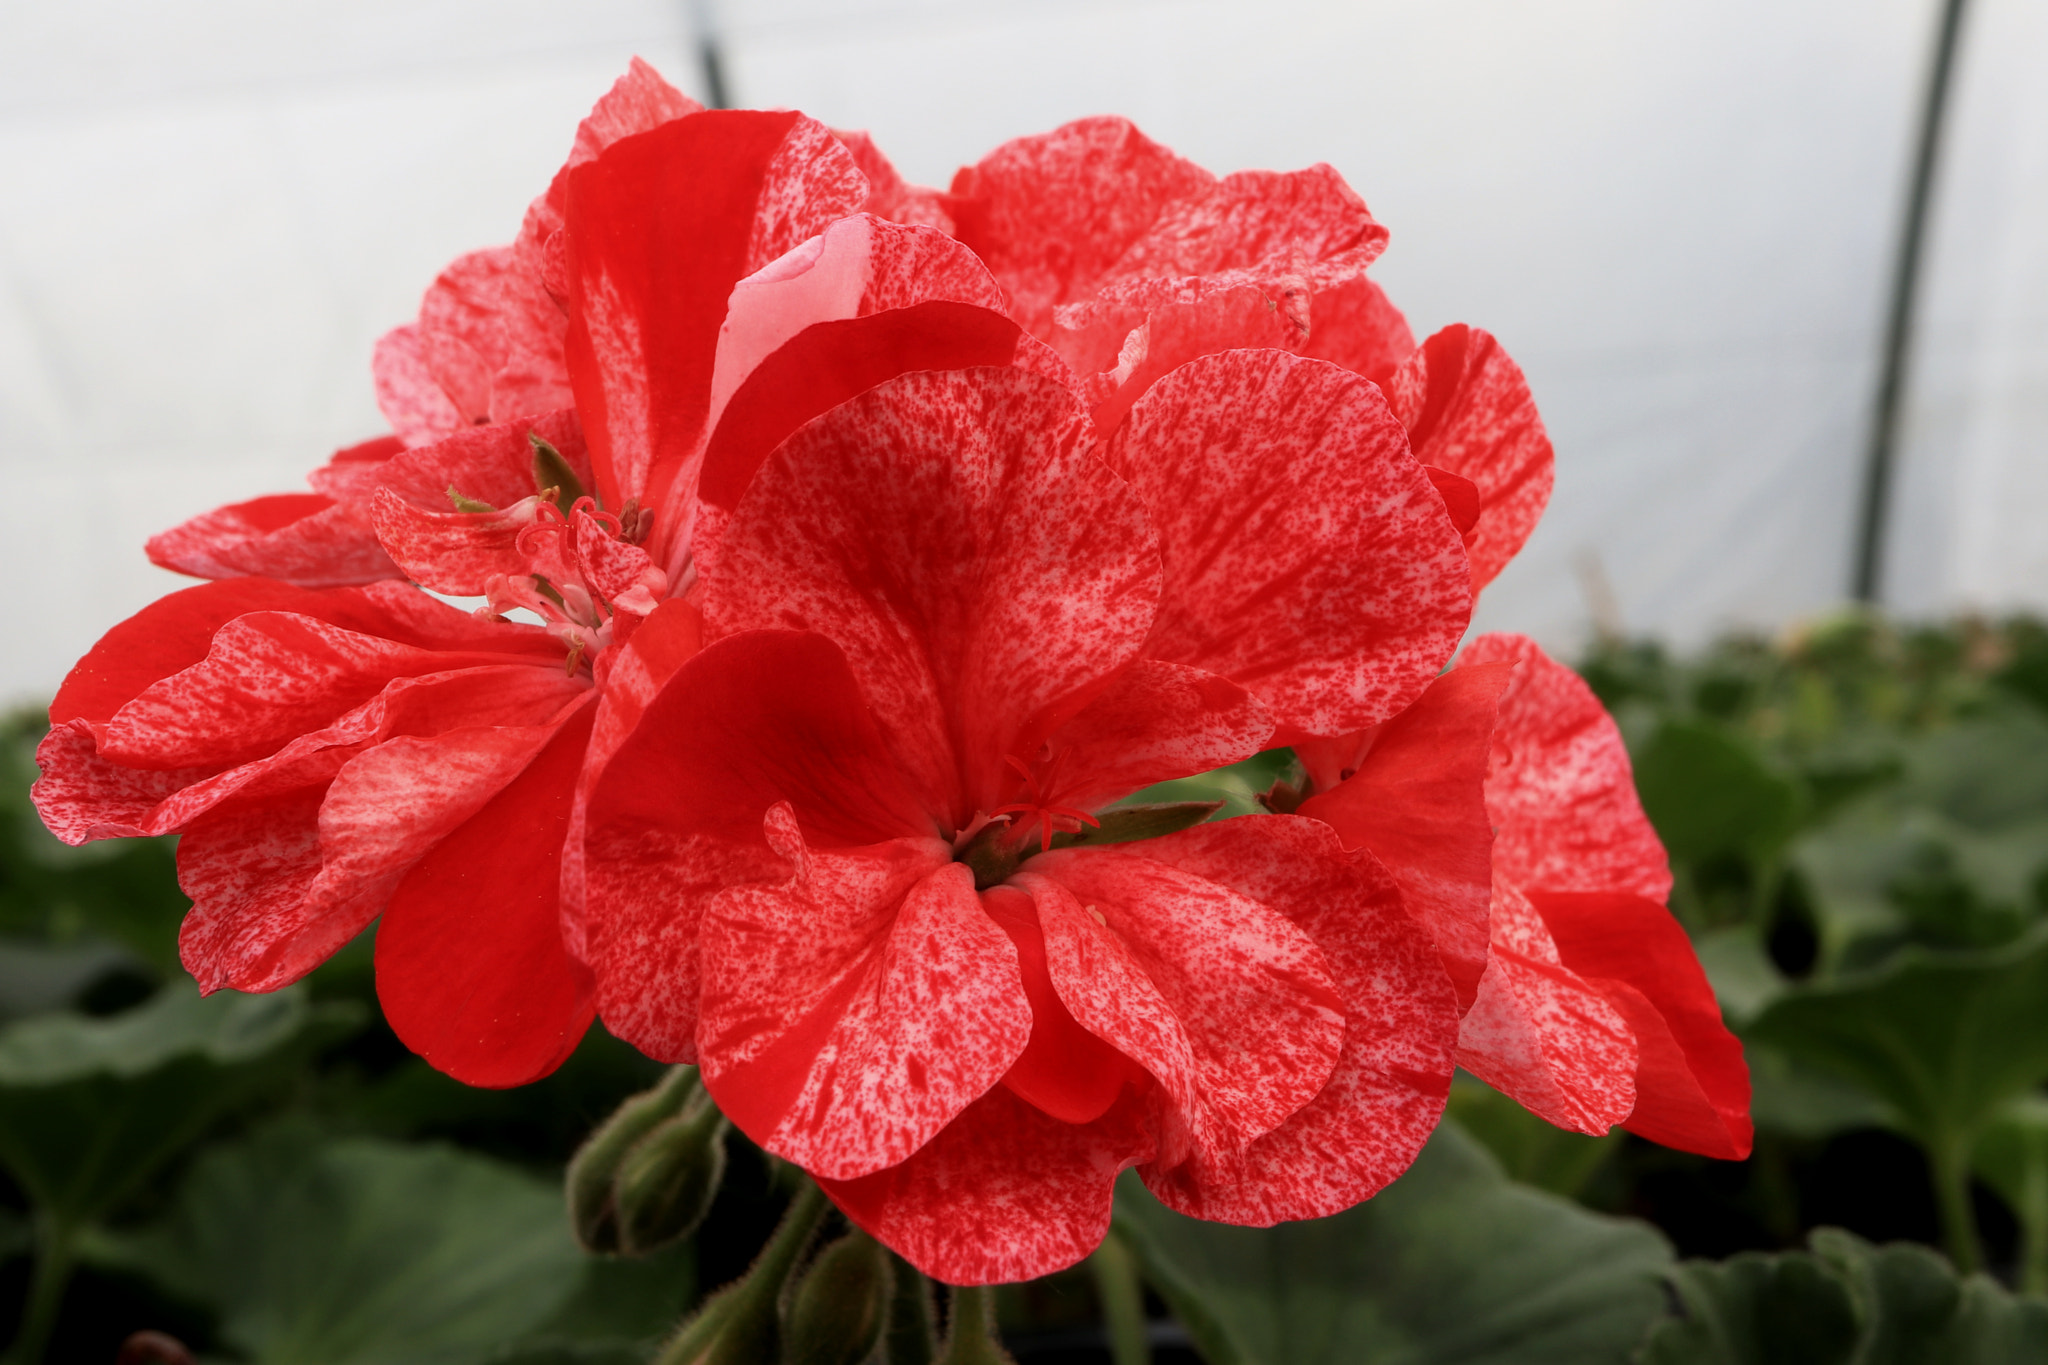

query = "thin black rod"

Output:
[[689, 0, 731, 109], [1853, 0, 1971, 603]]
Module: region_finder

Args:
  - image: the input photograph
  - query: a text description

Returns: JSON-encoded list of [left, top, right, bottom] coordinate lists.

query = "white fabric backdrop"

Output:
[[2, 0, 2042, 707]]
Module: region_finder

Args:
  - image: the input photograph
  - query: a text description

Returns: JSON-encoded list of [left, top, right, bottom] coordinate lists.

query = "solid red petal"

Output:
[[377, 704, 599, 1087], [1531, 890, 1752, 1159], [1296, 662, 1515, 1013], [1109, 349, 1471, 738], [703, 367, 1161, 825], [562, 597, 705, 959], [561, 110, 867, 550], [583, 631, 933, 1063], [1126, 817, 1458, 1224], [1455, 880, 1637, 1136], [1022, 843, 1347, 1165], [1042, 660, 1272, 814], [1424, 466, 1482, 536], [373, 323, 466, 448], [1385, 326, 1554, 591], [1460, 633, 1672, 902], [819, 1084, 1150, 1285], [697, 812, 1028, 1180], [148, 493, 399, 589], [948, 116, 1214, 339], [1299, 272, 1415, 386], [979, 885, 1147, 1125]]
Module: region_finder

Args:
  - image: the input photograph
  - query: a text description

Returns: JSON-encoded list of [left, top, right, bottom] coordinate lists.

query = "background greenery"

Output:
[[4, 611, 2047, 1363]]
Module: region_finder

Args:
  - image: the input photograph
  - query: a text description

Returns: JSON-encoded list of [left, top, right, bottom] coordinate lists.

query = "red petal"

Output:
[[1097, 162, 1387, 288], [1296, 662, 1515, 1013], [1022, 843, 1347, 1166], [307, 434, 407, 503], [980, 885, 1148, 1125], [51, 579, 351, 731], [1460, 633, 1672, 902], [377, 703, 599, 1088], [1385, 327, 1554, 591], [948, 116, 1214, 339], [1125, 817, 1458, 1223], [1424, 466, 1481, 536], [561, 110, 867, 552], [418, 247, 521, 426], [374, 323, 468, 448], [1108, 349, 1471, 738], [819, 1085, 1150, 1285], [697, 302, 1025, 514], [697, 810, 1029, 1180], [583, 630, 933, 1063], [834, 127, 955, 231], [562, 597, 706, 958], [1299, 272, 1415, 386], [1531, 890, 1752, 1159], [1455, 879, 1637, 1136], [177, 702, 579, 994], [148, 493, 398, 588], [1080, 280, 1310, 437], [702, 367, 1161, 824], [98, 612, 561, 772], [1041, 660, 1273, 814]]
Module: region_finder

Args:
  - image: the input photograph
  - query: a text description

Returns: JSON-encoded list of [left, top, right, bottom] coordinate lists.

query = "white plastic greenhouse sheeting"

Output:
[[2, 0, 2043, 708]]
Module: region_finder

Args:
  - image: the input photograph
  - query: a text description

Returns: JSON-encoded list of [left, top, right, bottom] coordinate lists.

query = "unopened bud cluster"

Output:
[[568, 1066, 730, 1257]]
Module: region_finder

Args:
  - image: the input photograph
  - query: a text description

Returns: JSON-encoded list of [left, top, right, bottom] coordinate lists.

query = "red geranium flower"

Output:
[[1300, 634, 1752, 1159], [34, 69, 1048, 1088], [583, 349, 1472, 1283]]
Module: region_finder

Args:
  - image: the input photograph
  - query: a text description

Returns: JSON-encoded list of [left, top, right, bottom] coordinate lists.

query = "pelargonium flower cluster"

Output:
[[34, 60, 1748, 1285]]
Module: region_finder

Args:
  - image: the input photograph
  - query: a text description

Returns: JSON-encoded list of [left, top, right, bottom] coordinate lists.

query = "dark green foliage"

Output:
[[1115, 1122, 1674, 1365]]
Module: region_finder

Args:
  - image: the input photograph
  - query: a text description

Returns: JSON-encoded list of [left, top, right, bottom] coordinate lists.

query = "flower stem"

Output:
[[1932, 1135, 1983, 1276], [886, 1254, 939, 1365], [2, 1216, 76, 1365], [654, 1179, 830, 1365], [940, 1284, 1015, 1365], [1088, 1232, 1150, 1365]]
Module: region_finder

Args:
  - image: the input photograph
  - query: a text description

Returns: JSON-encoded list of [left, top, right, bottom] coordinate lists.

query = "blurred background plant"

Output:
[[5, 612, 2048, 1363]]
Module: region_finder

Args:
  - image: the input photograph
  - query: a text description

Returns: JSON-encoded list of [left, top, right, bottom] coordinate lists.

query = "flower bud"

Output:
[[784, 1231, 894, 1365], [614, 1096, 731, 1256], [566, 1066, 701, 1254]]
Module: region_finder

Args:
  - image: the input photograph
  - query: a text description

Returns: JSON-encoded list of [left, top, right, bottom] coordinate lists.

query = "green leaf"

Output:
[[106, 1126, 681, 1365], [1050, 801, 1224, 851], [1971, 1095, 2048, 1295], [1444, 1073, 1621, 1199], [1637, 1246, 1861, 1365], [1639, 1230, 2048, 1365], [1633, 720, 1804, 865], [1744, 928, 2048, 1158], [1113, 1121, 1671, 1365], [0, 985, 358, 1226]]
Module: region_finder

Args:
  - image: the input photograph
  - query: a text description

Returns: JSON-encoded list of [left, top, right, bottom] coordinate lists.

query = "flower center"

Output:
[[482, 494, 667, 673]]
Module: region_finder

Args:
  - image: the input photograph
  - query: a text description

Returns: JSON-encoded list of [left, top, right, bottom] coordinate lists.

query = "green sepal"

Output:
[[1051, 801, 1224, 850], [784, 1231, 892, 1365], [447, 486, 497, 514], [532, 432, 588, 508], [564, 1067, 701, 1255]]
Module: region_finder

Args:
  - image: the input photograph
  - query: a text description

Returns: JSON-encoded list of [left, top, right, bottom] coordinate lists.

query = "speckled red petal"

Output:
[[1385, 327, 1554, 592], [1109, 349, 1471, 738], [1460, 633, 1673, 902], [1127, 817, 1458, 1224]]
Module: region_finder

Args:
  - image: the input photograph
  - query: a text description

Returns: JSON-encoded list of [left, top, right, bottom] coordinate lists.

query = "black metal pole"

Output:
[[1852, 0, 1971, 603], [690, 0, 732, 109]]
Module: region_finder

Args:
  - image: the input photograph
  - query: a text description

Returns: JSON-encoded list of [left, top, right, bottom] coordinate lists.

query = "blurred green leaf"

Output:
[[105, 1126, 687, 1365], [1640, 1229, 2048, 1364], [1634, 720, 1804, 867], [1972, 1095, 2048, 1295], [1113, 1122, 1671, 1365], [1745, 929, 2048, 1161], [1638, 1246, 1860, 1365], [1445, 1073, 1621, 1200], [0, 984, 358, 1227]]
